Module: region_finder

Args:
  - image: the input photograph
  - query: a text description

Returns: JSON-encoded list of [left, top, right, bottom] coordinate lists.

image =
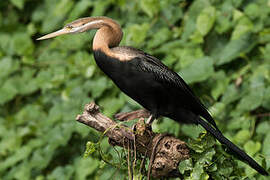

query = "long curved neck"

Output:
[[91, 17, 123, 51], [77, 17, 135, 61], [93, 27, 122, 50]]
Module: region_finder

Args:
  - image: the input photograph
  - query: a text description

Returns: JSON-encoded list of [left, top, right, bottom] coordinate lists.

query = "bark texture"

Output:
[[76, 102, 189, 179]]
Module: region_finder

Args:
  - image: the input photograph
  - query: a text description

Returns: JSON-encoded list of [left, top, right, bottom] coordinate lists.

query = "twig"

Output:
[[254, 112, 270, 118], [127, 141, 132, 180]]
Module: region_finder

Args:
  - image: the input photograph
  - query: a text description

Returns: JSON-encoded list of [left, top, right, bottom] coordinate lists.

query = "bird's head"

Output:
[[37, 17, 119, 41]]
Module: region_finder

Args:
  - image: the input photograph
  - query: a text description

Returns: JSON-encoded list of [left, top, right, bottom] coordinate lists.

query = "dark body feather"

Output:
[[94, 47, 215, 125], [93, 47, 268, 176]]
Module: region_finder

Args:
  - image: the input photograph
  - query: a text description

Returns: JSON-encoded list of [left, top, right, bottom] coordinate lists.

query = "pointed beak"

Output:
[[37, 28, 71, 40]]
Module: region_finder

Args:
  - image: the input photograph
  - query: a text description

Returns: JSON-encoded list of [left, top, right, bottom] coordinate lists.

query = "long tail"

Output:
[[197, 117, 269, 176]]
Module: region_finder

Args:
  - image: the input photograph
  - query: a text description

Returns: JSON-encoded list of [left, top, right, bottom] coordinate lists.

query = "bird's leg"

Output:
[[146, 114, 156, 125], [114, 109, 150, 121]]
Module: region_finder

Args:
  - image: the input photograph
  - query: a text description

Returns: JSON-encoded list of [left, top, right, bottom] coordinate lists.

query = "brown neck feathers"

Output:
[[90, 17, 123, 50], [77, 17, 135, 61]]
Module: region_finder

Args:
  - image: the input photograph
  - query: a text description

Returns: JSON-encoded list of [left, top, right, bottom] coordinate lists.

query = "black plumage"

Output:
[[94, 47, 268, 176], [94, 47, 220, 128], [37, 16, 269, 176]]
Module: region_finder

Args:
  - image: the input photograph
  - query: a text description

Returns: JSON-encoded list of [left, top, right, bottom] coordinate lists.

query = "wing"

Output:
[[136, 51, 218, 129], [137, 52, 199, 102]]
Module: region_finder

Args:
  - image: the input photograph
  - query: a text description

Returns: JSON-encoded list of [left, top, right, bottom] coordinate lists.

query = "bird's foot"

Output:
[[114, 109, 150, 121], [146, 115, 155, 125]]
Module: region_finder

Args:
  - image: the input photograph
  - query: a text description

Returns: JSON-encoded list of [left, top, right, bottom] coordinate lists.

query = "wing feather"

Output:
[[136, 52, 218, 129]]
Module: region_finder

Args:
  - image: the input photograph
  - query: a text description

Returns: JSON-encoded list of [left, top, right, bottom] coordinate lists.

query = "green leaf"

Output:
[[0, 33, 12, 54], [100, 97, 125, 116], [84, 77, 109, 98], [189, 31, 204, 44], [234, 129, 250, 144], [179, 56, 214, 84], [221, 84, 240, 105], [216, 33, 256, 65], [181, 0, 211, 42], [84, 141, 96, 158], [91, 0, 111, 16], [75, 157, 99, 180], [0, 79, 18, 105], [155, 118, 180, 137], [18, 68, 39, 95], [208, 102, 226, 118], [197, 148, 216, 165], [0, 129, 19, 156], [0, 57, 19, 79], [262, 86, 270, 110], [210, 71, 229, 100], [191, 163, 209, 180], [188, 133, 216, 153], [256, 121, 270, 135], [127, 23, 150, 45], [263, 133, 270, 169], [47, 165, 74, 180], [67, 0, 93, 20], [0, 143, 32, 172], [15, 104, 46, 125], [196, 6, 216, 36], [10, 0, 25, 9], [140, 0, 160, 17], [215, 11, 232, 34], [11, 32, 34, 56], [231, 17, 253, 40], [244, 3, 260, 20], [216, 158, 234, 177], [147, 28, 172, 49], [41, 0, 74, 33], [244, 140, 261, 156], [178, 159, 193, 174], [227, 116, 252, 131], [173, 47, 204, 69], [181, 125, 204, 140], [237, 87, 264, 112], [263, 133, 270, 156]]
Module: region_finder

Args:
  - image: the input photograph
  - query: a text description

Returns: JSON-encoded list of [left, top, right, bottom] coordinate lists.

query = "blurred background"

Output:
[[0, 0, 270, 179]]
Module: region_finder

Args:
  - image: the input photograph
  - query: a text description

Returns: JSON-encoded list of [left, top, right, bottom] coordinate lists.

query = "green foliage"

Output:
[[179, 133, 240, 180], [1, 0, 270, 179]]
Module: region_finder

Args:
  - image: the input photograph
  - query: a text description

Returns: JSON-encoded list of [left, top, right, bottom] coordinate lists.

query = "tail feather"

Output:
[[197, 117, 269, 176]]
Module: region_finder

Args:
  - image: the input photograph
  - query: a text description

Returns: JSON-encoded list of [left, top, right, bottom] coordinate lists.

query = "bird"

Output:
[[37, 16, 269, 176]]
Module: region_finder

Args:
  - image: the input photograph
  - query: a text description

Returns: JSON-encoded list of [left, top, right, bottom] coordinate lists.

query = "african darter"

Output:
[[37, 16, 269, 176]]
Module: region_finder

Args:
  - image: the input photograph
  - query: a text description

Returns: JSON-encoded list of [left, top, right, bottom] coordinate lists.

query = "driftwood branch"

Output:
[[76, 102, 189, 179]]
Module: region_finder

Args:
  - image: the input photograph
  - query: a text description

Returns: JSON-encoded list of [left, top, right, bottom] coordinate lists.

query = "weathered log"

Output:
[[76, 102, 189, 179]]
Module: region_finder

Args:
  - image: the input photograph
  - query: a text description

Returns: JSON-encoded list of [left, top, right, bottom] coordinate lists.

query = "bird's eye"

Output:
[[65, 25, 73, 29]]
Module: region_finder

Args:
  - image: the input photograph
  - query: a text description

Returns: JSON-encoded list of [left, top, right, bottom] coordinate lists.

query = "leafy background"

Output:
[[0, 0, 270, 179]]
